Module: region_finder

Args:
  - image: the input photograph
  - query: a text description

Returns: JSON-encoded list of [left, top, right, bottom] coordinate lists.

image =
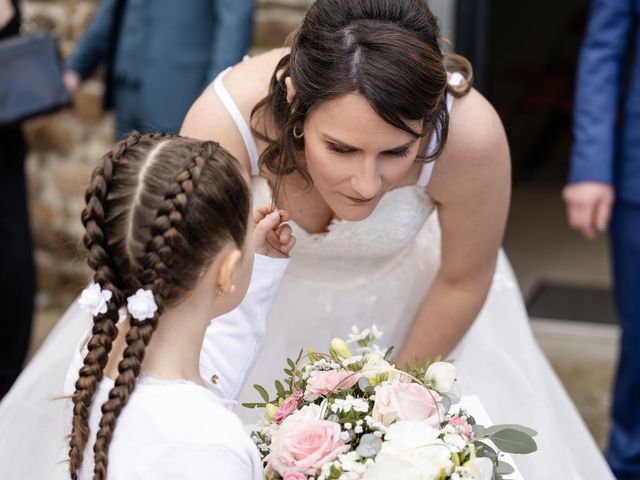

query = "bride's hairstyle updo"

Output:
[[67, 133, 250, 480], [252, 0, 473, 185]]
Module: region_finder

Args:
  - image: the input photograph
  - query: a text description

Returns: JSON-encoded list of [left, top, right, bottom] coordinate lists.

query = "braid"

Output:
[[92, 142, 210, 480], [68, 133, 143, 479]]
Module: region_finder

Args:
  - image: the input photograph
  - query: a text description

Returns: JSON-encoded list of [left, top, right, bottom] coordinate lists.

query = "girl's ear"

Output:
[[285, 77, 297, 105], [215, 248, 242, 295]]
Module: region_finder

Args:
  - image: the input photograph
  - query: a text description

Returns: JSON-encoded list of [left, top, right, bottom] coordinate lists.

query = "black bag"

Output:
[[0, 33, 71, 125]]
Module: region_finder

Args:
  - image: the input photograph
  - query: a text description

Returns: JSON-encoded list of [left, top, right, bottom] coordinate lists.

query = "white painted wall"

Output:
[[429, 0, 457, 48]]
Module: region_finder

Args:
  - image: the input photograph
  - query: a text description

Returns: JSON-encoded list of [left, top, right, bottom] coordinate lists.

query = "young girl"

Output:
[[64, 132, 292, 479]]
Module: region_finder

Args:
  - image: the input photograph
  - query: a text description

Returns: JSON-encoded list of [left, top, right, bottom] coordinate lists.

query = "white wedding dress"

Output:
[[0, 69, 614, 480]]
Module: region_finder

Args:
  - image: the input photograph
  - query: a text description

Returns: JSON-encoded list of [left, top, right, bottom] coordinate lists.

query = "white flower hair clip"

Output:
[[78, 282, 113, 316], [126, 289, 158, 321]]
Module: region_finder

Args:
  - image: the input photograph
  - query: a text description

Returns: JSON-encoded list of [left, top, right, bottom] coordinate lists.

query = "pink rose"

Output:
[[305, 370, 361, 401], [372, 381, 443, 426], [276, 391, 304, 425], [269, 420, 349, 476], [283, 473, 307, 480]]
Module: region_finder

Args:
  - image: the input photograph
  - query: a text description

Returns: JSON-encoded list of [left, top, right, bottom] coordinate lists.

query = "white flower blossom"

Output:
[[331, 395, 370, 414], [126, 289, 158, 321], [78, 283, 112, 316], [425, 362, 457, 395]]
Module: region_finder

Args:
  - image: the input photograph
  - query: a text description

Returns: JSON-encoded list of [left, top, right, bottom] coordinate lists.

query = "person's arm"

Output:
[[200, 254, 289, 398], [0, 0, 17, 35], [207, 0, 256, 80], [65, 0, 120, 81], [200, 206, 294, 398], [396, 89, 511, 365], [563, 0, 633, 239]]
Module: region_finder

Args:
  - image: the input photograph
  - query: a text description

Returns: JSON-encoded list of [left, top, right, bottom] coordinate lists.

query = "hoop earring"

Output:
[[293, 125, 304, 139]]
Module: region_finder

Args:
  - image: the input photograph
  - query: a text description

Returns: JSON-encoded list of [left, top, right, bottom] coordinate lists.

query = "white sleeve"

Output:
[[200, 254, 290, 399], [141, 445, 254, 479]]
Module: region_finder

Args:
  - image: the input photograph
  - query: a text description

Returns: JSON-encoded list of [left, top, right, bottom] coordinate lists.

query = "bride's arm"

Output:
[[396, 88, 511, 366]]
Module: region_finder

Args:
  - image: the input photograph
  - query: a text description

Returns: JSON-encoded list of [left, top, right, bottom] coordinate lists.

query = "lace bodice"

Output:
[[252, 177, 438, 284]]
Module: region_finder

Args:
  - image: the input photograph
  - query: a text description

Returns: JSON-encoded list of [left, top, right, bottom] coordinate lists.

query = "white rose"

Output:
[[126, 289, 158, 321], [371, 382, 401, 426], [425, 362, 457, 395], [465, 457, 494, 480], [78, 283, 112, 316], [363, 453, 426, 480], [375, 421, 453, 479], [280, 403, 322, 428]]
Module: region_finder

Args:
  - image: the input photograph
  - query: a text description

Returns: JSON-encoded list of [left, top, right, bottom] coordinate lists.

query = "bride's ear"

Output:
[[215, 247, 242, 295], [285, 77, 296, 105]]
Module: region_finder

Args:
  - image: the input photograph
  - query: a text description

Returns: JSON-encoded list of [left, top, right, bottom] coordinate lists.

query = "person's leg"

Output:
[[607, 200, 640, 479], [0, 126, 35, 395]]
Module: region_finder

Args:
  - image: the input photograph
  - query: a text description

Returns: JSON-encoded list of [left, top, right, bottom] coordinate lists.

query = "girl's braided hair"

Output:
[[68, 133, 251, 480]]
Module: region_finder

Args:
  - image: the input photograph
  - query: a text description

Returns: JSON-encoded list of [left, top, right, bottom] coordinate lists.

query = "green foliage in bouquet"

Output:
[[244, 326, 537, 480]]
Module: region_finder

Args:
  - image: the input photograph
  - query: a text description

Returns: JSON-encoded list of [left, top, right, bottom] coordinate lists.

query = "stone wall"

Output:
[[21, 0, 312, 309]]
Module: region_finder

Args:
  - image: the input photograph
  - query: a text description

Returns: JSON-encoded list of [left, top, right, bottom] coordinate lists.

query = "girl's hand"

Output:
[[253, 205, 295, 258]]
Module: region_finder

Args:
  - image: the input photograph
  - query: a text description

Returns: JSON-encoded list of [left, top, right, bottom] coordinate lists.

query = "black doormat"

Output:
[[526, 282, 618, 325]]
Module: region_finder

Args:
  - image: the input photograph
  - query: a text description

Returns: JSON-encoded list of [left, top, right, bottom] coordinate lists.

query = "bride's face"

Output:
[[303, 93, 423, 221]]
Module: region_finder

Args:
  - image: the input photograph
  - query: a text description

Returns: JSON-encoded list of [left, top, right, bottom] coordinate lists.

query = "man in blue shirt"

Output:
[[64, 0, 255, 139], [564, 1, 640, 477]]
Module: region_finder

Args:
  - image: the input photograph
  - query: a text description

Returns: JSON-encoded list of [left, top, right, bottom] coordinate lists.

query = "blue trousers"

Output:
[[608, 200, 640, 479]]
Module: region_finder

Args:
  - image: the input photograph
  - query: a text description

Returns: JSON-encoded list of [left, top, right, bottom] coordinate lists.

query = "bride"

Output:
[[0, 0, 613, 479]]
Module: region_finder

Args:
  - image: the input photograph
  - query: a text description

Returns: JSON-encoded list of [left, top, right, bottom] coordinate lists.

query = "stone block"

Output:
[[23, 115, 75, 154], [73, 79, 104, 120]]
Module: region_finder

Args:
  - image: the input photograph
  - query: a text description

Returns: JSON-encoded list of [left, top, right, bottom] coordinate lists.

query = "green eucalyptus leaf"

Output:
[[357, 377, 370, 392], [484, 424, 538, 438], [472, 424, 486, 437], [475, 441, 498, 461], [440, 395, 452, 412], [496, 461, 515, 475], [489, 429, 538, 454]]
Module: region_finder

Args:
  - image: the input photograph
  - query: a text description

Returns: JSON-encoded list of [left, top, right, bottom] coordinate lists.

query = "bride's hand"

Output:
[[253, 205, 295, 258]]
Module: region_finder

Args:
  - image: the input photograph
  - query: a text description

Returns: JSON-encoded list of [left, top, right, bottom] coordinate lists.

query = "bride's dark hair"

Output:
[[251, 0, 473, 188], [67, 133, 250, 480]]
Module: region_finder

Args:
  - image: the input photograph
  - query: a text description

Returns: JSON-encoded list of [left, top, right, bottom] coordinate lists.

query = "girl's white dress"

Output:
[[0, 70, 615, 479]]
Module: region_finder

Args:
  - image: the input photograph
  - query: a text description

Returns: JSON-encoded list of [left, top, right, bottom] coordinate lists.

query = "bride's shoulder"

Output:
[[225, 48, 290, 101], [428, 88, 510, 200], [180, 48, 288, 173]]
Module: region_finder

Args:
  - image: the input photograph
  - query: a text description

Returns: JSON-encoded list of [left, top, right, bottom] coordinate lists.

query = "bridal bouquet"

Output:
[[245, 326, 537, 480]]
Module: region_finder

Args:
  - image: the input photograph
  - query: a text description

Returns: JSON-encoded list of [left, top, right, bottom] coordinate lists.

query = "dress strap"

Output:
[[213, 68, 261, 176], [416, 72, 466, 188]]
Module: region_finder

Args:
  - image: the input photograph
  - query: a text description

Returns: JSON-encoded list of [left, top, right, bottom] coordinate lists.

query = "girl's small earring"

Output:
[[216, 285, 236, 296], [293, 125, 304, 139]]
